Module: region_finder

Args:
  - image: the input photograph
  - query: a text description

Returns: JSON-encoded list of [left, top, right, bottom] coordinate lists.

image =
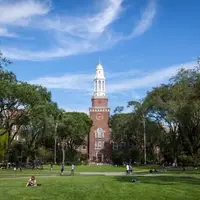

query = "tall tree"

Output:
[[145, 59, 200, 165], [57, 112, 92, 164], [19, 102, 59, 163], [127, 100, 149, 164]]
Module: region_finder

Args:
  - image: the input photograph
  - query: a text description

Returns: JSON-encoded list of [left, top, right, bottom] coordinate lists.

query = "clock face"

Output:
[[96, 113, 103, 120]]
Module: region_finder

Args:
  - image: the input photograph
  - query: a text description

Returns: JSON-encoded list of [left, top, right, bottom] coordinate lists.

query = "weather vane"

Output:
[[98, 56, 101, 64]]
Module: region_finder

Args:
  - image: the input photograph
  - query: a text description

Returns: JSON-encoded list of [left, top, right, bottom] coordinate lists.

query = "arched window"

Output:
[[98, 80, 101, 91], [96, 128, 104, 138], [95, 81, 98, 91]]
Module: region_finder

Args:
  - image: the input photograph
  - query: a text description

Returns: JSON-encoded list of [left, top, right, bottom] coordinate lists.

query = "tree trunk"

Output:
[[5, 151, 9, 169], [26, 156, 30, 164], [173, 157, 177, 167], [54, 122, 58, 164], [143, 115, 147, 165], [61, 141, 65, 165], [54, 136, 57, 164]]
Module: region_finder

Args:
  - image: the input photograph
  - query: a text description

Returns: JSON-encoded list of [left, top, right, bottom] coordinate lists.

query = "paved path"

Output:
[[0, 172, 171, 181]]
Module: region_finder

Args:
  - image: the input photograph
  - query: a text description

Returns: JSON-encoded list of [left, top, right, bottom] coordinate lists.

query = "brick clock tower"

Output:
[[88, 61, 112, 164]]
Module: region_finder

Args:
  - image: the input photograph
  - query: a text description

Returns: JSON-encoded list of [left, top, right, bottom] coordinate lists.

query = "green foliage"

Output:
[[0, 130, 8, 161], [110, 110, 163, 164], [0, 50, 59, 163], [57, 112, 92, 148], [37, 147, 53, 162], [57, 111, 92, 163], [145, 63, 200, 165], [111, 59, 200, 166]]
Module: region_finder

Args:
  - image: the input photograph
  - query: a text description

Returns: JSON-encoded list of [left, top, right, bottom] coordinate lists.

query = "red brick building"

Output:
[[88, 61, 112, 164]]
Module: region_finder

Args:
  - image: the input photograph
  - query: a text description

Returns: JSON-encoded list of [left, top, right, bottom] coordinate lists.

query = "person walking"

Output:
[[126, 164, 129, 175], [129, 165, 133, 175], [71, 164, 75, 176], [61, 164, 64, 175], [50, 163, 53, 171]]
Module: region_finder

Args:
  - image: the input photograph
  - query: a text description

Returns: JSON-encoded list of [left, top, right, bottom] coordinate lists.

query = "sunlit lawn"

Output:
[[0, 174, 200, 200], [0, 165, 200, 179], [0, 165, 148, 178]]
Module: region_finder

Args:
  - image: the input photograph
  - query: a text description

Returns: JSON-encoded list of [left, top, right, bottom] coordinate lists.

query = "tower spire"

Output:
[[94, 60, 106, 97]]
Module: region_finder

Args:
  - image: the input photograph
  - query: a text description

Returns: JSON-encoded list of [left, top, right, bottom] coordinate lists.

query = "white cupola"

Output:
[[94, 60, 106, 97]]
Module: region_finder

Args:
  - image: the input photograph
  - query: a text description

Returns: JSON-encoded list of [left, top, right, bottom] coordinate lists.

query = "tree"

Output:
[[19, 102, 59, 164], [0, 79, 57, 163], [0, 131, 8, 161], [127, 100, 149, 164], [110, 108, 162, 164], [146, 84, 183, 166], [0, 50, 59, 164], [145, 59, 200, 166], [170, 65, 200, 165], [57, 112, 92, 164]]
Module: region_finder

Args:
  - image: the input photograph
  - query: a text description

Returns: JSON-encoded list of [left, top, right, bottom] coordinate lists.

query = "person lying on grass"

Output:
[[25, 176, 37, 187]]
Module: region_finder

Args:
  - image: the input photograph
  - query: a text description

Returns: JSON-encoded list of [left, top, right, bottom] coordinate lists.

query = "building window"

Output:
[[95, 81, 97, 91], [95, 141, 104, 149], [98, 141, 102, 148], [96, 128, 104, 138], [113, 142, 118, 150], [98, 80, 101, 91]]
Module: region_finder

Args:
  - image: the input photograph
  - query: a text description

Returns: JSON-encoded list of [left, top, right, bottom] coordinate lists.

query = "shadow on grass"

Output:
[[114, 175, 200, 186]]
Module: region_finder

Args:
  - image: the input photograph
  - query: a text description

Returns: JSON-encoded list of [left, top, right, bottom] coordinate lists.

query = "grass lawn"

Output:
[[0, 175, 200, 200], [1, 165, 200, 178], [0, 165, 148, 178]]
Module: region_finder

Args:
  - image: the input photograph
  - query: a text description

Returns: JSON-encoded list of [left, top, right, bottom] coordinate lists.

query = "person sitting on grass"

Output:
[[25, 176, 37, 187]]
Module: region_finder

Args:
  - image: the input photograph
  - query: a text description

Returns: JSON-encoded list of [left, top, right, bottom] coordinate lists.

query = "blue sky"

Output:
[[0, 0, 199, 113]]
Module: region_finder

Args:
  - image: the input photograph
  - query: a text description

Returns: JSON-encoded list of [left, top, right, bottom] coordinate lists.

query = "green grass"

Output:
[[1, 165, 200, 179], [0, 175, 200, 200], [1, 166, 200, 200]]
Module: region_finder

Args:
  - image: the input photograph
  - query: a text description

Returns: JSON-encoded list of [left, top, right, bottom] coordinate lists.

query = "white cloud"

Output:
[[106, 70, 140, 79], [130, 0, 156, 37], [114, 0, 156, 41], [0, 27, 17, 37], [1, 0, 157, 61], [41, 0, 123, 38], [62, 106, 89, 115], [107, 61, 196, 93], [29, 61, 196, 94], [30, 73, 93, 91], [29, 68, 141, 91], [0, 0, 51, 26]]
